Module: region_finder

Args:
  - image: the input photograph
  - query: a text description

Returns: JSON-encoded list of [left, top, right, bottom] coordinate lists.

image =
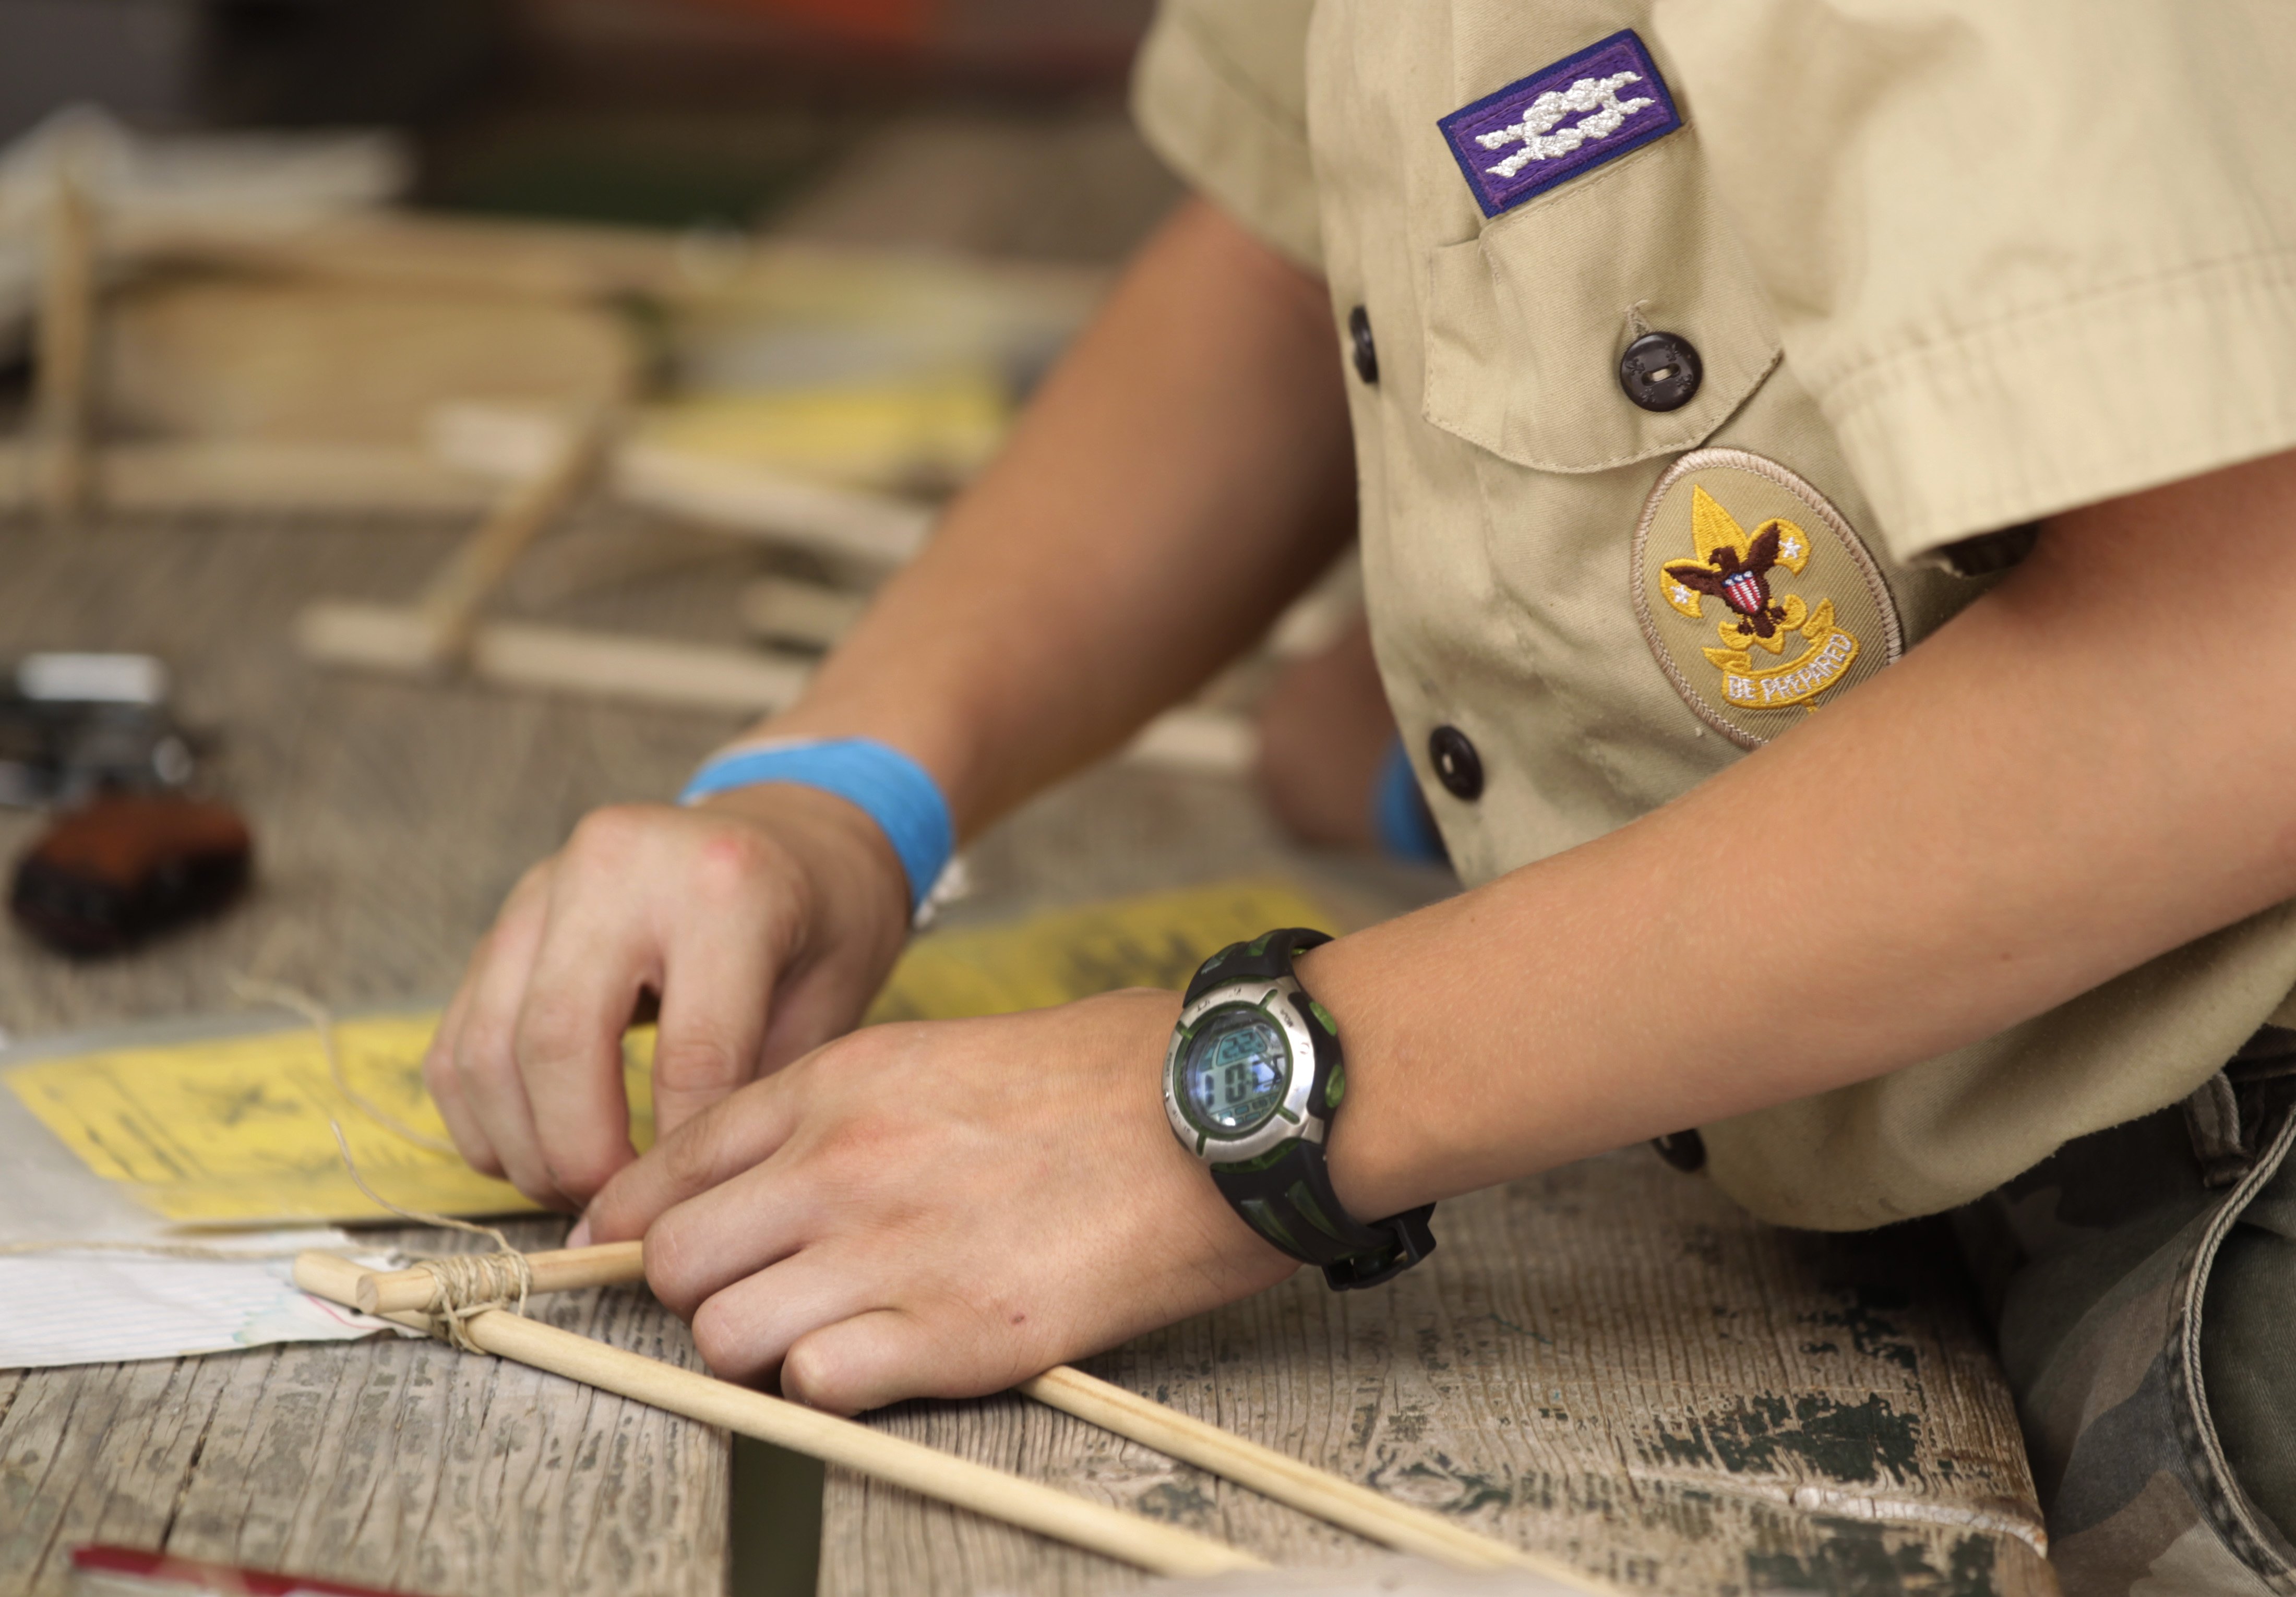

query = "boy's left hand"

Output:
[[579, 988, 1298, 1413]]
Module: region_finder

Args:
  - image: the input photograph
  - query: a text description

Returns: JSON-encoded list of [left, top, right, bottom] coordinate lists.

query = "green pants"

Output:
[[1954, 1046, 2296, 1594]]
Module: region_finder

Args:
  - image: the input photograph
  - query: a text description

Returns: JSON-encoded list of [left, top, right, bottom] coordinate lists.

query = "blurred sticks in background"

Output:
[[0, 0, 1377, 960]]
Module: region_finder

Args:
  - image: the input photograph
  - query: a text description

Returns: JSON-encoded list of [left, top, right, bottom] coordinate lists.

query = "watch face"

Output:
[[1178, 1003, 1293, 1136]]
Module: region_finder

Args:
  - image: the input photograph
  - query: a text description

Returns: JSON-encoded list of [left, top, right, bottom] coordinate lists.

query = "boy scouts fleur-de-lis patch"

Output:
[[1631, 449, 1902, 748]]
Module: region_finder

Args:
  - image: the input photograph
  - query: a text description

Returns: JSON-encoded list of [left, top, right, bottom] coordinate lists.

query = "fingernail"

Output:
[[566, 1216, 593, 1248]]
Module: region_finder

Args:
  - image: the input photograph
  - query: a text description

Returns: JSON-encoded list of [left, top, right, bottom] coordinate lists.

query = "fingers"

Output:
[[444, 868, 565, 1204], [781, 1309, 952, 1416], [507, 840, 657, 1202], [584, 1075, 801, 1257], [687, 1252, 881, 1390], [647, 827, 796, 1136], [421, 970, 494, 1176]]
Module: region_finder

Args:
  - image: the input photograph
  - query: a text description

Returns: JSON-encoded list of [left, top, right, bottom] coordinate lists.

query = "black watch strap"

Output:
[[1212, 1141, 1438, 1290], [1183, 926, 1330, 999], [1187, 927, 1438, 1291]]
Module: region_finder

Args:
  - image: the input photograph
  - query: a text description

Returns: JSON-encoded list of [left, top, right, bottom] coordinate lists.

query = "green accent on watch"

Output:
[[1213, 1143, 1296, 1175], [1239, 1195, 1307, 1256], [1288, 1178, 1349, 1243], [1324, 1065, 1347, 1109], [1308, 999, 1337, 1032]]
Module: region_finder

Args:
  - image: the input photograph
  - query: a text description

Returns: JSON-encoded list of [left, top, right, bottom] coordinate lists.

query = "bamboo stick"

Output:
[[348, 1244, 1600, 1588], [427, 402, 933, 571], [410, 413, 611, 668], [1019, 1366, 1593, 1584], [737, 576, 869, 650], [293, 599, 1251, 775], [294, 1250, 1262, 1579], [293, 609, 816, 712], [357, 1242, 641, 1312]]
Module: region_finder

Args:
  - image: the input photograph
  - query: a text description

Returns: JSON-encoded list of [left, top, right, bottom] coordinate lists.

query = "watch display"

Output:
[[1178, 1004, 1291, 1135]]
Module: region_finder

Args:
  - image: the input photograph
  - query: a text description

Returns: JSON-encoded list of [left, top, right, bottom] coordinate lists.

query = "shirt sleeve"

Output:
[[1130, 0, 1324, 274], [1654, 0, 2296, 563]]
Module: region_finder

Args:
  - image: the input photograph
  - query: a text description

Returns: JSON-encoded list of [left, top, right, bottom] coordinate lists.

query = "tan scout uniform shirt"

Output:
[[1133, 0, 2296, 1230]]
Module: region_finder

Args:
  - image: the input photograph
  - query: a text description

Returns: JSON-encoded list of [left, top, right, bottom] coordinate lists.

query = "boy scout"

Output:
[[422, 3, 2296, 1590]]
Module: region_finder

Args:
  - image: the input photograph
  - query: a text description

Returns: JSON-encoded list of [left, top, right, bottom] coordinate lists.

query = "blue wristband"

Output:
[[679, 738, 954, 916], [1371, 736, 1448, 864]]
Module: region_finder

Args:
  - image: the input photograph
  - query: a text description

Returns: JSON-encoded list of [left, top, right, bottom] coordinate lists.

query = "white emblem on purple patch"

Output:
[[1438, 30, 1681, 219]]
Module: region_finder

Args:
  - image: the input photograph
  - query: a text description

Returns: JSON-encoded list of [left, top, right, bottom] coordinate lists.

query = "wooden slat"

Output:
[[821, 1155, 2056, 1597], [0, 505, 1434, 1597]]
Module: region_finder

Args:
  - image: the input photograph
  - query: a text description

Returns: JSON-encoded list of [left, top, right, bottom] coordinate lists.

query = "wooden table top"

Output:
[[821, 1155, 2058, 1597], [0, 506, 1458, 1597]]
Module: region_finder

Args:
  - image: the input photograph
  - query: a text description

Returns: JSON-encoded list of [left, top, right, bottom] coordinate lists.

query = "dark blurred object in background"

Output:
[[0, 0, 1163, 241], [0, 0, 508, 142], [0, 654, 250, 960], [0, 654, 197, 811], [512, 0, 1154, 93], [10, 790, 253, 956]]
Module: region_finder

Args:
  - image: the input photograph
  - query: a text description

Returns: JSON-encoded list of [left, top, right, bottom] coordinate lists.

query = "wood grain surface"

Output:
[[0, 505, 1441, 1597], [824, 1160, 2055, 1597]]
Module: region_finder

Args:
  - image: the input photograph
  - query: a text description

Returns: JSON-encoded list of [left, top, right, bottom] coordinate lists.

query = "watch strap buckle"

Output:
[[1320, 1204, 1437, 1291]]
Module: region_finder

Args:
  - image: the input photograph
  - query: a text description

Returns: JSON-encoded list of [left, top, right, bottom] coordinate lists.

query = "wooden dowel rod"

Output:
[[412, 413, 609, 668], [295, 1251, 1261, 1578], [349, 1246, 1609, 1590], [357, 1241, 644, 1313], [1018, 1366, 1601, 1585]]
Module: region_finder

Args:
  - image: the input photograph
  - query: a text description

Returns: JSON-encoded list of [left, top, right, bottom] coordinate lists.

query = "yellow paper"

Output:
[[6, 879, 1333, 1226], [637, 374, 1009, 491], [4, 1014, 657, 1226]]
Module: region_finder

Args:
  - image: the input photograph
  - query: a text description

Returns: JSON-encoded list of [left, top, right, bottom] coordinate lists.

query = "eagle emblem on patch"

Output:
[[1632, 450, 1901, 747]]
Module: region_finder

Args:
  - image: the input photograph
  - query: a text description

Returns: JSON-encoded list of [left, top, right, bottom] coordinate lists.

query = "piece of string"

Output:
[[0, 980, 534, 1350], [326, 1120, 532, 1352], [236, 977, 534, 1344], [229, 974, 459, 1154]]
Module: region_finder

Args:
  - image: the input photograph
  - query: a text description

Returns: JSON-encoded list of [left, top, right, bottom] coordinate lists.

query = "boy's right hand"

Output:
[[421, 782, 914, 1211]]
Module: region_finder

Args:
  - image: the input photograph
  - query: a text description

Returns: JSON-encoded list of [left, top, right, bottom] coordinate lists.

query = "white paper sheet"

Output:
[[0, 1023, 409, 1370], [0, 1244, 405, 1368]]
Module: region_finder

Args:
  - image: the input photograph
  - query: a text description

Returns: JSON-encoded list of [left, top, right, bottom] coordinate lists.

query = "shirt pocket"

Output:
[[1421, 130, 1781, 474]]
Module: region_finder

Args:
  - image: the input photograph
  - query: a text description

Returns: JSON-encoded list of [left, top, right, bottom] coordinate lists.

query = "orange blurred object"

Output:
[[677, 0, 939, 47]]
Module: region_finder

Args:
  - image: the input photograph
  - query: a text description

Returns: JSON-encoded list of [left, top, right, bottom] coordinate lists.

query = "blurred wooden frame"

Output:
[[8, 188, 1264, 776], [1, 189, 1097, 545], [292, 399, 1261, 777]]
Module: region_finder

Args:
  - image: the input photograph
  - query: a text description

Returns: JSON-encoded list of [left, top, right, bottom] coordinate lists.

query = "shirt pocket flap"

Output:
[[1422, 133, 1781, 475]]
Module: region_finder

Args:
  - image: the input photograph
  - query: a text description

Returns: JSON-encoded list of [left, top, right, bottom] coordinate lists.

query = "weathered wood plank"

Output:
[[822, 1155, 2053, 1597], [0, 507, 756, 1596], [0, 505, 1432, 1597]]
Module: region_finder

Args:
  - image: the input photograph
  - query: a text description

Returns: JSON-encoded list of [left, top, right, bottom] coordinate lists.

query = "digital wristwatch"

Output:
[[1164, 928, 1436, 1290]]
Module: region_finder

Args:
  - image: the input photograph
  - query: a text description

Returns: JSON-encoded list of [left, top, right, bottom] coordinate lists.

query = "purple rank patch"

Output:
[[1438, 30, 1681, 219]]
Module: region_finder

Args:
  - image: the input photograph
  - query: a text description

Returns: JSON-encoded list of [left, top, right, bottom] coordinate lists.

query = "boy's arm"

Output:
[[1311, 447, 2296, 1219], [581, 446, 2296, 1412], [423, 199, 1358, 1206]]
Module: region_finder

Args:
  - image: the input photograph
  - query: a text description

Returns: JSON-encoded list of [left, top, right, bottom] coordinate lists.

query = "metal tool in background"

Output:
[[2, 652, 253, 956]]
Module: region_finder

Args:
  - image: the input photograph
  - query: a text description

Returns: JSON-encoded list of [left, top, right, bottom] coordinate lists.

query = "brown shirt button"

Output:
[[1618, 330, 1702, 412], [1348, 305, 1379, 384], [1652, 1131, 1707, 1173], [1427, 725, 1482, 800]]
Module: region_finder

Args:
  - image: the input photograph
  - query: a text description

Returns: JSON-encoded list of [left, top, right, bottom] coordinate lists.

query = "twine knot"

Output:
[[415, 1251, 536, 1351]]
